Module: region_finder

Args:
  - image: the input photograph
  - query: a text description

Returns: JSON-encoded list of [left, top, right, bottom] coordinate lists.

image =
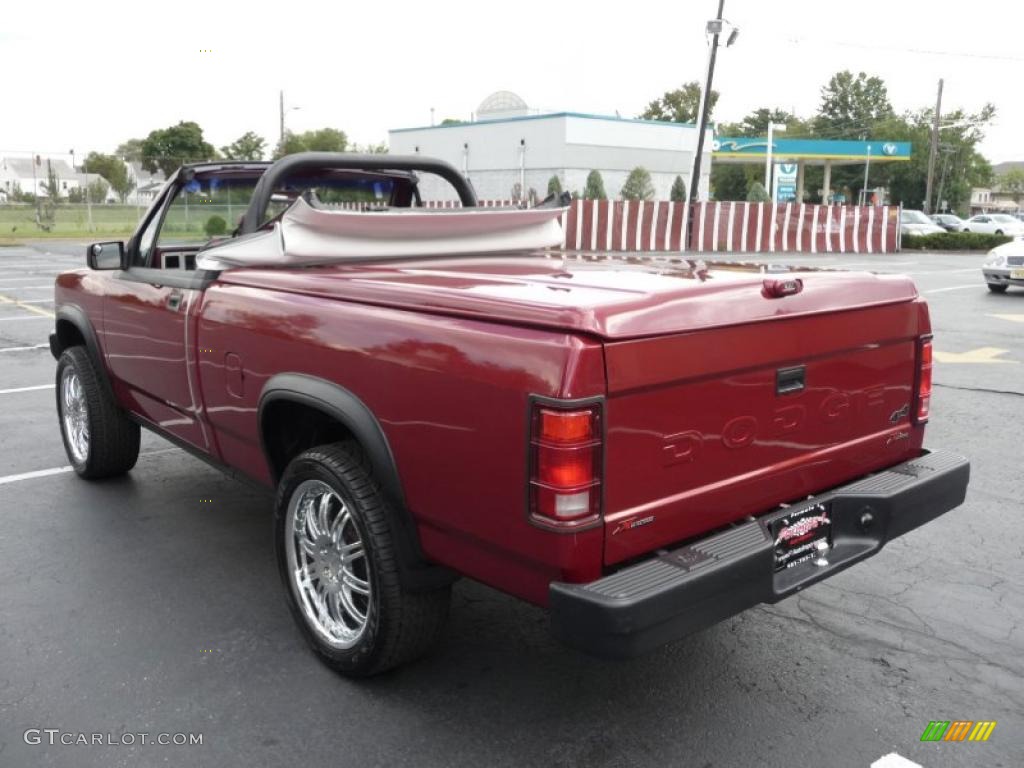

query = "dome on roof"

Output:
[[477, 90, 529, 119]]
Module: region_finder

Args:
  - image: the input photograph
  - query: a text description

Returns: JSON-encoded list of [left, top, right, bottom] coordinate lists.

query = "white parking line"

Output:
[[0, 448, 178, 487], [0, 314, 51, 322], [923, 284, 979, 294], [0, 344, 50, 353], [0, 466, 73, 485], [0, 384, 53, 395], [871, 754, 922, 768]]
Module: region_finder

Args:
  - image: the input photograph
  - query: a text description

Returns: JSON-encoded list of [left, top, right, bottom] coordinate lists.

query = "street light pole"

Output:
[[764, 122, 786, 195], [862, 144, 872, 205], [519, 139, 526, 204], [687, 0, 724, 209], [683, 0, 735, 252]]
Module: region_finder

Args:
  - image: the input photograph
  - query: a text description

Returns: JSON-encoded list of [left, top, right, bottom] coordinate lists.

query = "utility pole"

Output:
[[924, 78, 943, 214], [683, 0, 726, 251]]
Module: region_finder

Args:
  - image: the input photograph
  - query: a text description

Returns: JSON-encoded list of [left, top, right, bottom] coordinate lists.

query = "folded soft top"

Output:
[[197, 198, 566, 269]]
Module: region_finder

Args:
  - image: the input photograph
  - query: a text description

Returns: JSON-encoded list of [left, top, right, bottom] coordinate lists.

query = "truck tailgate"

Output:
[[602, 299, 929, 565]]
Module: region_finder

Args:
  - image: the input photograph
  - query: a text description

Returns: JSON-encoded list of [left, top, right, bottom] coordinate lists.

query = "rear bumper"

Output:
[[549, 450, 969, 658]]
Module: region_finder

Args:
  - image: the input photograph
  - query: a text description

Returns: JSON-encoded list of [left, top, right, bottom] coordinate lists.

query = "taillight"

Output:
[[529, 402, 602, 530], [915, 337, 933, 423]]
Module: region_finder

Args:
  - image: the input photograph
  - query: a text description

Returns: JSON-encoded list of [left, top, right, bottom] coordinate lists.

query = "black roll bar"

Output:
[[239, 152, 478, 234]]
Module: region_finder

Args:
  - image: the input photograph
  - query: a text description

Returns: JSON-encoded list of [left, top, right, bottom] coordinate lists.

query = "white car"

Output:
[[983, 239, 1024, 293], [900, 209, 945, 237], [964, 214, 1024, 237]]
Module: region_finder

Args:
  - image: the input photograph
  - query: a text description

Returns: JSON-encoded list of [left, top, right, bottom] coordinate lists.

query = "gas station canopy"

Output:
[[711, 137, 912, 202], [711, 138, 912, 165]]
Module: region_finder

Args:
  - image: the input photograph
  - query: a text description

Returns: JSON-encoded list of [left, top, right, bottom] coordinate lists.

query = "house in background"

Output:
[[0, 156, 117, 202], [125, 162, 166, 205], [969, 161, 1024, 214]]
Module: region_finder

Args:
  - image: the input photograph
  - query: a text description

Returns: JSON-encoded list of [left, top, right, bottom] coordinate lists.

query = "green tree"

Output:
[[547, 175, 563, 196], [141, 121, 217, 177], [721, 108, 804, 137], [640, 81, 718, 124], [670, 175, 687, 202], [878, 104, 996, 211], [275, 127, 348, 158], [204, 215, 228, 236], [115, 138, 144, 162], [89, 177, 109, 202], [620, 167, 655, 200], [82, 152, 134, 202], [711, 165, 748, 200], [998, 168, 1024, 201], [439, 118, 463, 126], [746, 181, 771, 202], [70, 178, 110, 203], [814, 71, 894, 138], [220, 131, 267, 161], [584, 170, 607, 200], [42, 160, 63, 200], [348, 141, 389, 154]]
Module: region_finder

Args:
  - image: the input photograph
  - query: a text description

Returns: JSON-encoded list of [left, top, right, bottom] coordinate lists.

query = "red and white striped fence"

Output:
[[333, 198, 902, 253], [688, 201, 900, 254]]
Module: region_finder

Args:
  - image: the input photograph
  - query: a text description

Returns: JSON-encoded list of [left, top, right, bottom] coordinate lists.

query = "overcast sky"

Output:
[[3, 0, 1021, 165]]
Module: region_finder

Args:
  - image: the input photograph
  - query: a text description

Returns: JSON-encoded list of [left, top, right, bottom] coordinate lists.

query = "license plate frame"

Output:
[[770, 502, 832, 572], [1010, 269, 1024, 279]]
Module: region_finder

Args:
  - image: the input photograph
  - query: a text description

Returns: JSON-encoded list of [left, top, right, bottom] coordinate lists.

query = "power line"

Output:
[[785, 36, 1024, 63]]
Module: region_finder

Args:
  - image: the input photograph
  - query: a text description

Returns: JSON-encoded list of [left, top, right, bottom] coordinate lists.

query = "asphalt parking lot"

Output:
[[0, 242, 1021, 768]]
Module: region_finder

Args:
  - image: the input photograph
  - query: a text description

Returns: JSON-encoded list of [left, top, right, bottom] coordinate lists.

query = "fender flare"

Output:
[[258, 373, 453, 591], [51, 305, 116, 401]]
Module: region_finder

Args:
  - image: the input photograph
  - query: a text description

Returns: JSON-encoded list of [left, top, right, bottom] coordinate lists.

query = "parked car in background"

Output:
[[983, 238, 1024, 293], [963, 214, 1024, 237], [930, 213, 967, 232], [900, 210, 945, 237]]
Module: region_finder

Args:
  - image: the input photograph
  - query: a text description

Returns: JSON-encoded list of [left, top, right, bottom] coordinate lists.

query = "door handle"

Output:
[[167, 291, 183, 311]]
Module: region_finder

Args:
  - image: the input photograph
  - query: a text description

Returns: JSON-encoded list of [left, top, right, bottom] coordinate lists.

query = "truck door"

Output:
[[101, 180, 214, 453]]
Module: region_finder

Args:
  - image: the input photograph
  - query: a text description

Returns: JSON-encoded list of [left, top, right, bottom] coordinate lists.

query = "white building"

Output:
[[0, 156, 117, 201], [125, 161, 166, 205], [388, 92, 711, 202]]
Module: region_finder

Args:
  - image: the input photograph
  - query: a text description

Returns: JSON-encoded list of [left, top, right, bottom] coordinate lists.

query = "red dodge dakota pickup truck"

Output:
[[52, 153, 969, 676]]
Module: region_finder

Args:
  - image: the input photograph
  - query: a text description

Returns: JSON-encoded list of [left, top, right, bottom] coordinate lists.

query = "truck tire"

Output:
[[987, 283, 1008, 293], [274, 442, 450, 677], [56, 346, 140, 479]]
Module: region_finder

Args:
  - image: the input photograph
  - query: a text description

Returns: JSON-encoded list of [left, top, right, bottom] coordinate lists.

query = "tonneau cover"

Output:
[[196, 198, 566, 269]]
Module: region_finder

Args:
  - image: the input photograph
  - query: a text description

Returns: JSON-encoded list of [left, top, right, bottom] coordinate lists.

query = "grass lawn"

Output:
[[0, 204, 142, 239]]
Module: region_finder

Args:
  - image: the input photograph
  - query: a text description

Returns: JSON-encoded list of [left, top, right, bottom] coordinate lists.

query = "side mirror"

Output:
[[87, 241, 125, 270]]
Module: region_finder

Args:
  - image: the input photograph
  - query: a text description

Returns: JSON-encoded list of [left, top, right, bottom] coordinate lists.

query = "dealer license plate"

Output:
[[770, 502, 831, 571], [1010, 269, 1024, 279]]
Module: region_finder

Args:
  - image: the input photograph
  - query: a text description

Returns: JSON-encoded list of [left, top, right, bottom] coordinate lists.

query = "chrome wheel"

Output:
[[60, 366, 89, 464], [285, 479, 371, 649]]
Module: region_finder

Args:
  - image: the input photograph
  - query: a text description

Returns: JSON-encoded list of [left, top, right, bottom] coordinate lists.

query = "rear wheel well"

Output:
[[55, 318, 86, 352], [259, 392, 455, 592], [261, 399, 356, 482]]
